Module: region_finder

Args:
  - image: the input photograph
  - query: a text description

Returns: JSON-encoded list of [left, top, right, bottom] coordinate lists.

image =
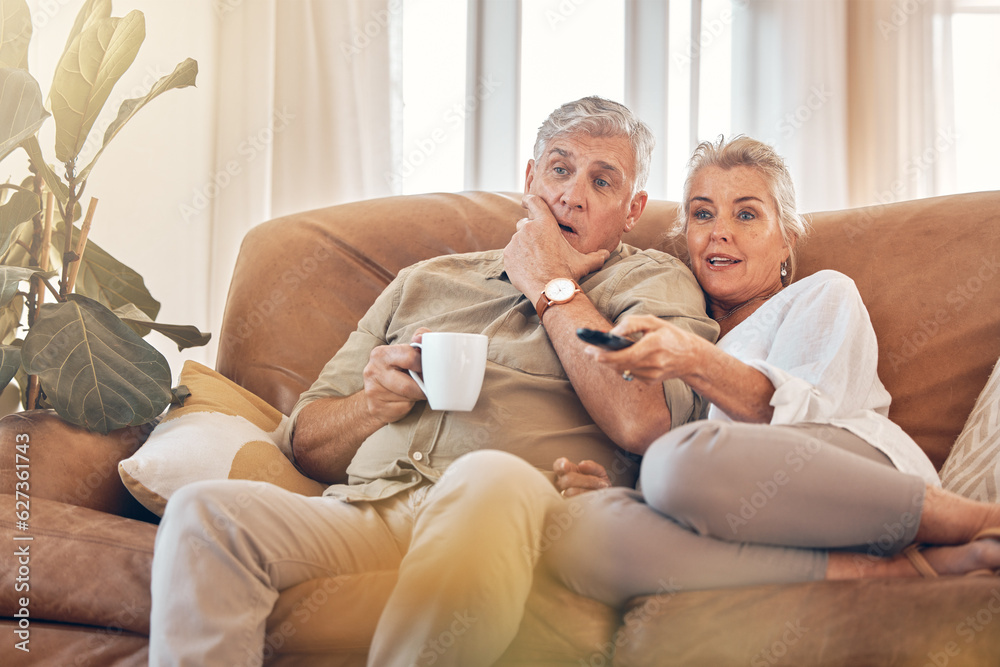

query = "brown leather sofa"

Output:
[[2, 190, 999, 666]]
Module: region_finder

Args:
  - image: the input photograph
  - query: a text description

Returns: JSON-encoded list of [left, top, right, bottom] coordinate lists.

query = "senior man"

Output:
[[149, 96, 718, 666]]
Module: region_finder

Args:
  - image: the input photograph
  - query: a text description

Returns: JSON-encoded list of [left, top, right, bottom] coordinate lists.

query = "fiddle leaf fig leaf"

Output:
[[113, 302, 211, 351], [20, 135, 68, 202], [0, 67, 50, 162], [0, 342, 20, 393], [54, 223, 160, 318], [0, 293, 22, 344], [78, 57, 198, 182], [0, 0, 32, 70], [0, 188, 37, 257], [61, 0, 112, 57], [22, 293, 172, 433], [51, 9, 145, 163], [0, 264, 43, 309]]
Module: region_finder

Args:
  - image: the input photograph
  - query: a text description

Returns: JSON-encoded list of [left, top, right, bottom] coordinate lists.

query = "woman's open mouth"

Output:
[[707, 254, 741, 267]]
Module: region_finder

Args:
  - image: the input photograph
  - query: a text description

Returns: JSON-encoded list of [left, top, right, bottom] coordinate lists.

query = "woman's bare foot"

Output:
[[827, 534, 1000, 580], [914, 485, 1000, 545]]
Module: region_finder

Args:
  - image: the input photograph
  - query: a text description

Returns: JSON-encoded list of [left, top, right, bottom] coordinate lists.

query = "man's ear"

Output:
[[623, 190, 649, 233], [523, 160, 536, 194]]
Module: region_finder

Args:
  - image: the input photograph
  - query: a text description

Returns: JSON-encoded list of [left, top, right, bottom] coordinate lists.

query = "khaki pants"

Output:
[[149, 449, 562, 667]]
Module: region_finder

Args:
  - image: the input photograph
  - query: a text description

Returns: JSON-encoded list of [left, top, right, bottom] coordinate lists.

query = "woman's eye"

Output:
[[738, 210, 756, 221], [693, 209, 712, 221]]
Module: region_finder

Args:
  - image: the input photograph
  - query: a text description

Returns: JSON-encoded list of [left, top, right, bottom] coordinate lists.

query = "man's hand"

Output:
[[553, 457, 611, 497], [362, 328, 430, 425], [503, 194, 609, 302]]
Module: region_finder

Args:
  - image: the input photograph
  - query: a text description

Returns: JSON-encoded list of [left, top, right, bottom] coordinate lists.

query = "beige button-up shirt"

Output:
[[290, 244, 718, 502]]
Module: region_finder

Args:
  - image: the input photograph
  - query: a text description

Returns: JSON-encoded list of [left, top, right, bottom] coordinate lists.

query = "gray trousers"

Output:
[[543, 421, 927, 608]]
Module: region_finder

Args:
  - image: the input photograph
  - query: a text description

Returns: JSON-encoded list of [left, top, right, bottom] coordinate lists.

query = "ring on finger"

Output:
[[622, 369, 634, 381]]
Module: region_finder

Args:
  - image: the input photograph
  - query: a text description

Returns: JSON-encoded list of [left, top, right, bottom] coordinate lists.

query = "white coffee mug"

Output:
[[408, 332, 488, 411]]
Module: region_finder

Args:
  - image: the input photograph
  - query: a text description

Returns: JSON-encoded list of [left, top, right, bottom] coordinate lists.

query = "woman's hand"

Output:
[[583, 314, 706, 384], [553, 457, 611, 497]]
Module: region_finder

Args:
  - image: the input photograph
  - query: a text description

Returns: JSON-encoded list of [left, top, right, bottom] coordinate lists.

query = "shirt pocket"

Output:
[[484, 301, 568, 379]]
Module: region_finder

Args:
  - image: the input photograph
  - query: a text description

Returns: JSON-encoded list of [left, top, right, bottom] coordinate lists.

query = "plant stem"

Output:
[[66, 197, 97, 294], [59, 163, 79, 299]]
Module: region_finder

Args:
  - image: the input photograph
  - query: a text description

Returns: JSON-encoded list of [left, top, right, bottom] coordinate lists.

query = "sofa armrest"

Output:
[[0, 410, 157, 521]]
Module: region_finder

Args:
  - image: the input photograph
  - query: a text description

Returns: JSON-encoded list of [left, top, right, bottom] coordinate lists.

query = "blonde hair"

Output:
[[676, 136, 809, 285]]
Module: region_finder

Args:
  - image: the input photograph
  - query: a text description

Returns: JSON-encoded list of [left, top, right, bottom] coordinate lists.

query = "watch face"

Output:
[[546, 278, 577, 301]]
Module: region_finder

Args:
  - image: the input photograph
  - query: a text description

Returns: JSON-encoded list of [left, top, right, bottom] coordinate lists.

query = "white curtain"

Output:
[[847, 0, 956, 207], [207, 0, 398, 362], [730, 0, 850, 213]]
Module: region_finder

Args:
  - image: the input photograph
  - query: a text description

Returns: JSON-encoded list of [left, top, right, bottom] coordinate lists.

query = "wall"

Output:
[[19, 0, 219, 379]]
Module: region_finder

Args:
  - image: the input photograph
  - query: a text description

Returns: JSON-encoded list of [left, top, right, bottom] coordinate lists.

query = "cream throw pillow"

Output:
[[118, 361, 325, 515], [939, 361, 1000, 502]]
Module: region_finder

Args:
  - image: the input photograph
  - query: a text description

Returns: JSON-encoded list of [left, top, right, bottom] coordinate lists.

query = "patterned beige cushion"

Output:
[[939, 361, 1000, 501]]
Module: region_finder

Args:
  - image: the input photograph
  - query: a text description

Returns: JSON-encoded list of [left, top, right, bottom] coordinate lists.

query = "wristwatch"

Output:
[[535, 278, 582, 320]]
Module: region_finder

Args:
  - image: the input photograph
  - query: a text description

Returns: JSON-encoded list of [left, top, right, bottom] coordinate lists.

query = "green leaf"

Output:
[[21, 135, 69, 202], [0, 264, 41, 309], [50, 10, 145, 163], [0, 67, 50, 162], [113, 302, 211, 351], [22, 293, 172, 433], [0, 0, 32, 70], [61, 0, 112, 57], [54, 223, 160, 319], [170, 384, 190, 406], [0, 188, 36, 257], [0, 342, 19, 391], [78, 58, 198, 182], [0, 293, 22, 344]]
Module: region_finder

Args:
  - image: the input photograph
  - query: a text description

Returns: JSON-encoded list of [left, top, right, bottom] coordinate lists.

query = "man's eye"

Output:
[[554, 166, 568, 175], [595, 178, 609, 187]]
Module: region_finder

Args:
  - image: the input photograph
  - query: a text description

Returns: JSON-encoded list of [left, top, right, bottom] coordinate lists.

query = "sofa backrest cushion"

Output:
[[216, 190, 1000, 469]]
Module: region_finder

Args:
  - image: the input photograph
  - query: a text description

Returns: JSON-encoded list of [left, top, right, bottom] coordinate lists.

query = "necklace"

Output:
[[714, 288, 783, 322]]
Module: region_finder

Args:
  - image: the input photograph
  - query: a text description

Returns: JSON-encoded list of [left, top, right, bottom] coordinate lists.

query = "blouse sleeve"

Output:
[[742, 273, 890, 425]]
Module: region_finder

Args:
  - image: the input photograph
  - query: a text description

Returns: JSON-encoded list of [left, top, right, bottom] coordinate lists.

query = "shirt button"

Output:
[[413, 452, 424, 462]]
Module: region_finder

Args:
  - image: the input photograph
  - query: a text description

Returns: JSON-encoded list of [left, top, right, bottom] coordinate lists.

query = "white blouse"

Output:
[[711, 270, 940, 486]]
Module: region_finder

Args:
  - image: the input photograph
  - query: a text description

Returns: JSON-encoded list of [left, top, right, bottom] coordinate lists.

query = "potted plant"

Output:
[[0, 0, 207, 433]]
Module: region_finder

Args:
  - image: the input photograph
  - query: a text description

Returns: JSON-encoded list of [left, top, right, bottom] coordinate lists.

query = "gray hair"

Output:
[[676, 135, 809, 286], [532, 96, 655, 197]]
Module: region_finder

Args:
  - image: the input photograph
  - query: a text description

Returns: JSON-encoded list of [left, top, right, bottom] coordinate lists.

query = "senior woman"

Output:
[[546, 136, 1000, 605]]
